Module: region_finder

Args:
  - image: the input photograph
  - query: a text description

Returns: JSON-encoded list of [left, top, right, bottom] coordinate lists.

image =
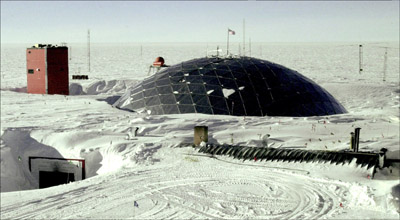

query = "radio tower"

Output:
[[383, 47, 388, 82], [359, 45, 363, 74], [88, 29, 91, 72]]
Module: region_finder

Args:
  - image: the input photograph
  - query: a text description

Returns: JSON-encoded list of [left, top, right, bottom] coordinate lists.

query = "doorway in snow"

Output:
[[29, 157, 85, 189]]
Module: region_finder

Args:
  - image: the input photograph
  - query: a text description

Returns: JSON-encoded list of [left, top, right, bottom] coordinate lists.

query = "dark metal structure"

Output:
[[113, 56, 346, 116], [198, 144, 384, 171], [194, 127, 398, 178]]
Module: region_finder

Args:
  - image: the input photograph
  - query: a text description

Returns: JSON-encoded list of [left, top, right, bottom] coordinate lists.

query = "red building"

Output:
[[27, 44, 69, 95]]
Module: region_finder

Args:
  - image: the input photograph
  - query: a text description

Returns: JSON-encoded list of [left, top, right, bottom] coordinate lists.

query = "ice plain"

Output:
[[1, 42, 399, 219]]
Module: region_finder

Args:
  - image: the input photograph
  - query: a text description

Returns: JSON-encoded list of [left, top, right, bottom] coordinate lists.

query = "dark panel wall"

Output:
[[47, 48, 69, 95]]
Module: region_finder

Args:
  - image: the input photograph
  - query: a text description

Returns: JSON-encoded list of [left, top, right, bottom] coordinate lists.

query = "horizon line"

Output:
[[2, 40, 399, 45]]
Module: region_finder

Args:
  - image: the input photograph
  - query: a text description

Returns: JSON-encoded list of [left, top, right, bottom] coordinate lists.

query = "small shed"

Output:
[[27, 44, 69, 95]]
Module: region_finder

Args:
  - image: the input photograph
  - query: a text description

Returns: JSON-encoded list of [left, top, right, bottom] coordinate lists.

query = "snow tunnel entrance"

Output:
[[39, 171, 75, 189], [29, 157, 85, 189]]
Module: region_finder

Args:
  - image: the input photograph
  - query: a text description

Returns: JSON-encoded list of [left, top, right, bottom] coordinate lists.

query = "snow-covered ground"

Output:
[[1, 42, 399, 219]]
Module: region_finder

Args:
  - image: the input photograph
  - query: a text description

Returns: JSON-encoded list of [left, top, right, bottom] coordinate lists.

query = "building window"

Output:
[[28, 69, 34, 74]]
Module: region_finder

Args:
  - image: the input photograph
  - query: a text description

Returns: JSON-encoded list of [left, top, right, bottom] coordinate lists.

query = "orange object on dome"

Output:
[[153, 57, 165, 67]]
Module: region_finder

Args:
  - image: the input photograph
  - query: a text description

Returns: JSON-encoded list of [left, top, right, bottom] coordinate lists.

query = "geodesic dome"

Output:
[[113, 56, 346, 116]]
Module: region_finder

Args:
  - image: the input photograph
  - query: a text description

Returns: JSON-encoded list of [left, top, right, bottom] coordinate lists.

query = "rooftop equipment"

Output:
[[148, 56, 169, 75]]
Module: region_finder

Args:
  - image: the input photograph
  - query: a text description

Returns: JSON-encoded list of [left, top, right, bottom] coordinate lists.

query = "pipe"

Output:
[[354, 128, 361, 152], [350, 132, 355, 152]]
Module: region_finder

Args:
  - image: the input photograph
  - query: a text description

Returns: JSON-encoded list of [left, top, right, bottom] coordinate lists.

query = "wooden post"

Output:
[[350, 132, 355, 151], [194, 126, 208, 146]]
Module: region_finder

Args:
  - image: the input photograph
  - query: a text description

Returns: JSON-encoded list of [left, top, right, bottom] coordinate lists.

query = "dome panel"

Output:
[[162, 104, 179, 114], [148, 106, 163, 115], [145, 96, 161, 107], [172, 84, 189, 94], [188, 84, 207, 94], [175, 94, 193, 105], [142, 81, 156, 90], [157, 86, 173, 94], [159, 94, 176, 105], [192, 94, 210, 106], [131, 92, 144, 100], [178, 105, 195, 113], [131, 99, 145, 109], [143, 88, 157, 97], [195, 106, 213, 114]]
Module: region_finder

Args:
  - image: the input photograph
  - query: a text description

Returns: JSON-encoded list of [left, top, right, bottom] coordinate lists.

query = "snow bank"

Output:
[[69, 83, 85, 95], [30, 129, 163, 177], [0, 129, 64, 192], [69, 80, 138, 96]]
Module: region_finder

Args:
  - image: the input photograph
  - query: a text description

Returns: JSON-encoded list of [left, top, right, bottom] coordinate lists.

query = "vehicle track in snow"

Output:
[[1, 148, 351, 219], [135, 168, 344, 219], [96, 149, 349, 219]]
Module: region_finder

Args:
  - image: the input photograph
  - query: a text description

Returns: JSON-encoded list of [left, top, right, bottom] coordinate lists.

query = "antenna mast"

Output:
[[88, 29, 91, 72], [359, 44, 363, 74], [383, 47, 388, 82], [249, 38, 251, 57], [227, 28, 229, 55], [243, 19, 245, 56]]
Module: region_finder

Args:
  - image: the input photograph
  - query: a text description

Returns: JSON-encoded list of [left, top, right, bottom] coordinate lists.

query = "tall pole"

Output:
[[359, 44, 363, 74], [88, 29, 91, 72], [383, 47, 388, 82], [227, 28, 230, 55], [249, 38, 251, 57], [243, 19, 245, 56]]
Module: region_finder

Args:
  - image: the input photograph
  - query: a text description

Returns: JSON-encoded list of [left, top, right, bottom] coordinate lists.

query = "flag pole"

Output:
[[227, 28, 229, 55]]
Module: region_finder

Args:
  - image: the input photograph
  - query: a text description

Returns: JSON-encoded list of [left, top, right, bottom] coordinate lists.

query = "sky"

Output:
[[1, 1, 399, 44]]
